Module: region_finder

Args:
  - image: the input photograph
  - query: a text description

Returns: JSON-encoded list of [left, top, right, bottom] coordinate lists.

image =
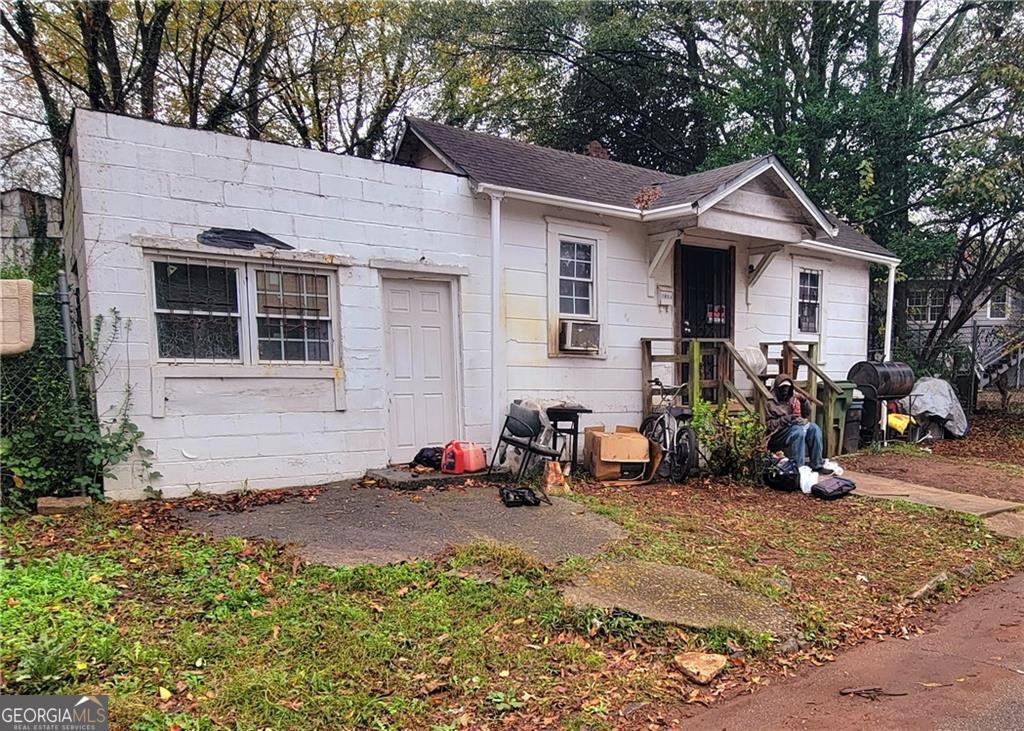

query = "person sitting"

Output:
[[766, 374, 833, 475]]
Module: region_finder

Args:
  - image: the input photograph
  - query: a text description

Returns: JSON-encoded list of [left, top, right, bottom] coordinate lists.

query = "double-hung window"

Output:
[[558, 238, 595, 318], [151, 258, 336, 365], [797, 268, 822, 335], [988, 286, 1010, 320], [908, 288, 948, 323]]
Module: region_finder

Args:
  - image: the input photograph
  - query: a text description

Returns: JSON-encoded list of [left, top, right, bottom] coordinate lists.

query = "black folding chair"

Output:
[[488, 402, 559, 502]]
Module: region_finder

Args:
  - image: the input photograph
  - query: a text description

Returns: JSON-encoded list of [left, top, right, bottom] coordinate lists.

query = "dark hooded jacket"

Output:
[[766, 374, 810, 437]]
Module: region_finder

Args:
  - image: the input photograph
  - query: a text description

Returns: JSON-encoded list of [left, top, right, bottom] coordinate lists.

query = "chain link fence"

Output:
[[0, 279, 90, 507], [1, 291, 71, 433]]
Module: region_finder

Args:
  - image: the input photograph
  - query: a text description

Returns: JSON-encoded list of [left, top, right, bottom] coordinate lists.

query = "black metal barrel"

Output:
[[846, 361, 915, 399]]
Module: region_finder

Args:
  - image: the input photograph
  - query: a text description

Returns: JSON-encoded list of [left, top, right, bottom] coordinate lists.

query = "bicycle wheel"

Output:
[[639, 414, 665, 446], [670, 426, 697, 482], [640, 415, 672, 479]]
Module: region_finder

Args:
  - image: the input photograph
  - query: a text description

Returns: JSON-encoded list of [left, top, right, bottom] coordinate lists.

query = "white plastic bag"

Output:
[[798, 466, 818, 494], [822, 459, 844, 476]]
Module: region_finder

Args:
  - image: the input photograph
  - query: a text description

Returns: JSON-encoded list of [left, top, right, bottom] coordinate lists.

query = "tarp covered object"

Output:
[[907, 377, 969, 438]]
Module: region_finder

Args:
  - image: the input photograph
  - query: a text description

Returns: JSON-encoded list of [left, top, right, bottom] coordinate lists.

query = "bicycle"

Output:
[[640, 377, 698, 482]]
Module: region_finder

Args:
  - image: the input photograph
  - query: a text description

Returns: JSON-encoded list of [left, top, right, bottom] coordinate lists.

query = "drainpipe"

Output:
[[883, 262, 897, 362], [489, 192, 505, 445]]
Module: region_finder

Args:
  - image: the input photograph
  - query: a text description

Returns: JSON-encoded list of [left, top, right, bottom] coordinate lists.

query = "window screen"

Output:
[[255, 269, 332, 362], [797, 269, 821, 334], [154, 261, 240, 359], [558, 240, 594, 317]]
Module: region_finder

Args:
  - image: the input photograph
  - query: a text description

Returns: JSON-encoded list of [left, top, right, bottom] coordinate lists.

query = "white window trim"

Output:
[[546, 219, 608, 358], [908, 288, 947, 323], [557, 236, 597, 321], [144, 253, 347, 416], [790, 258, 825, 343], [987, 288, 1011, 320]]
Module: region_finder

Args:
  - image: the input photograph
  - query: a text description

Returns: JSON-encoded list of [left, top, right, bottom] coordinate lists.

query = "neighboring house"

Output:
[[62, 110, 899, 500], [1, 188, 63, 269], [906, 280, 1024, 388]]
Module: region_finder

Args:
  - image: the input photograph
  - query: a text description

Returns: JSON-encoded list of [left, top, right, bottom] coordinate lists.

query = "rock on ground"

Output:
[[36, 496, 92, 515], [673, 652, 728, 684]]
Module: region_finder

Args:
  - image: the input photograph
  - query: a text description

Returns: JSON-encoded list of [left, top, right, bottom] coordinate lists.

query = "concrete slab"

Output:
[[984, 511, 1024, 539], [846, 471, 1022, 518], [562, 560, 797, 640], [177, 483, 625, 567]]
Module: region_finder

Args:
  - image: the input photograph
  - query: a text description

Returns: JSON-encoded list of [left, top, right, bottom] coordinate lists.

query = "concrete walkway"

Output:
[[847, 471, 1022, 518]]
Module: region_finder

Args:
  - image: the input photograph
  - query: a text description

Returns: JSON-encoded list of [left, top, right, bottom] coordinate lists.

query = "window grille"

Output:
[[153, 259, 241, 360], [255, 268, 332, 362]]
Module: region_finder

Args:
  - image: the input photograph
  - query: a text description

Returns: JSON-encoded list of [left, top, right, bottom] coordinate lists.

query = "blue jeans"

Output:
[[771, 422, 823, 469]]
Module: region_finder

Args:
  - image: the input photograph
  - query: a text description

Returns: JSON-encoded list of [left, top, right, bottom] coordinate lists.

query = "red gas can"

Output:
[[441, 441, 487, 474]]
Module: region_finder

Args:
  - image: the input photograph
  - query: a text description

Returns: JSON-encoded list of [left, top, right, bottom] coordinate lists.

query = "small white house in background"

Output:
[[62, 109, 900, 500]]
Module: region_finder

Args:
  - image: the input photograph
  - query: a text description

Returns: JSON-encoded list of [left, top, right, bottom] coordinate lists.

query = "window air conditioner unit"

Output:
[[560, 320, 601, 352]]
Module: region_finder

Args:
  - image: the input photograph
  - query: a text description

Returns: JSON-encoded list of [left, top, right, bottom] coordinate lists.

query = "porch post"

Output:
[[883, 262, 897, 362], [489, 191, 506, 445]]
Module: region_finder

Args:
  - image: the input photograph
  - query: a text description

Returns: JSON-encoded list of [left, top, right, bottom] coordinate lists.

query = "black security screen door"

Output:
[[677, 245, 734, 339]]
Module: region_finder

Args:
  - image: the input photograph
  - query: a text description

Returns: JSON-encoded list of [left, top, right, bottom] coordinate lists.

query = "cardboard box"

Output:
[[586, 426, 651, 482]]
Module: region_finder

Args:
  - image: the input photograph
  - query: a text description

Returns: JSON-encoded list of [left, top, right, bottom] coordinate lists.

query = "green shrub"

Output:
[[690, 398, 766, 480]]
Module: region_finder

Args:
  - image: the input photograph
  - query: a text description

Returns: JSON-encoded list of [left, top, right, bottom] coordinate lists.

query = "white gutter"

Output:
[[883, 261, 897, 361], [475, 183, 643, 220], [474, 185, 900, 266], [488, 192, 506, 445], [795, 238, 901, 266]]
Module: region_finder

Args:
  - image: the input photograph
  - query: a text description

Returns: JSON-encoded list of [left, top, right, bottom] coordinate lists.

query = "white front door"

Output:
[[383, 278, 458, 463]]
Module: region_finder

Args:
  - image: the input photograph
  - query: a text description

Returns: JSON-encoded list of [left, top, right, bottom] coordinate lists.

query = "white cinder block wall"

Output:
[[67, 110, 497, 499], [67, 110, 871, 500]]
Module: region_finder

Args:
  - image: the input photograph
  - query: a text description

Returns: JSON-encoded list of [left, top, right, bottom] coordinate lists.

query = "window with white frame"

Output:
[[908, 288, 948, 322], [151, 259, 335, 364], [255, 270, 332, 362], [797, 268, 822, 334], [988, 286, 1010, 320], [558, 238, 595, 318]]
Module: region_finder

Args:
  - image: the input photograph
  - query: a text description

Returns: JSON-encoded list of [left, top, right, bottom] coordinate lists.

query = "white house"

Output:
[[62, 110, 900, 500]]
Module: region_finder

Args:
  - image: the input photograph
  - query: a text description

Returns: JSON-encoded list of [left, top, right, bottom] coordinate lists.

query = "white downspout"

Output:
[[883, 262, 897, 361], [489, 192, 505, 445]]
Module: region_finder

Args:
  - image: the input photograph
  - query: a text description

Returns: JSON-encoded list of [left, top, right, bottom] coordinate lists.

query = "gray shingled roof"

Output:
[[402, 117, 894, 259]]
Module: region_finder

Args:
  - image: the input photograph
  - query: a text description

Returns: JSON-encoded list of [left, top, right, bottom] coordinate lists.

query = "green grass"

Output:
[[0, 511, 686, 729]]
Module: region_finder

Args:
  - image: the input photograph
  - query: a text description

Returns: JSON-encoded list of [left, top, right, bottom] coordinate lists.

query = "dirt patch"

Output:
[[932, 411, 1024, 465], [844, 452, 1024, 503]]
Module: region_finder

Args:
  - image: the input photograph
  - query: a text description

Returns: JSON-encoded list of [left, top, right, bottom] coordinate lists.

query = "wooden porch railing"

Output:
[[640, 337, 846, 457]]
